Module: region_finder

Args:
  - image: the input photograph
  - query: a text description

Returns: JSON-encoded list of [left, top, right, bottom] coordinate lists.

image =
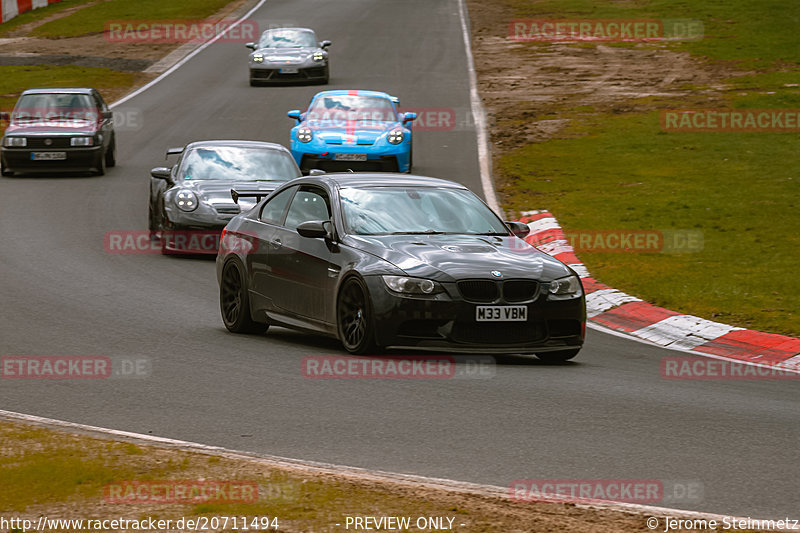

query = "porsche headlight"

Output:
[[383, 275, 443, 295], [71, 137, 94, 146], [175, 189, 199, 212], [312, 51, 325, 61], [297, 127, 313, 143], [253, 54, 264, 63], [548, 275, 582, 299], [387, 129, 404, 145], [3, 136, 26, 147]]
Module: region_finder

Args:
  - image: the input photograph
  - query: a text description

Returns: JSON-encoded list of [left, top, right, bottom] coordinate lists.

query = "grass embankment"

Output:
[[498, 0, 799, 336], [0, 420, 652, 532]]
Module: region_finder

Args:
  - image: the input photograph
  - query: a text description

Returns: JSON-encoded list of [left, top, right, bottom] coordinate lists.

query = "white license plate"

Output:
[[280, 67, 299, 73], [31, 152, 67, 161], [476, 306, 527, 322], [334, 153, 367, 161]]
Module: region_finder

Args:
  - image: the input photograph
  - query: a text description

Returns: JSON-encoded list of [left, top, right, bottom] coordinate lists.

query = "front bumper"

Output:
[[363, 276, 586, 354], [1, 146, 102, 174], [293, 143, 411, 173], [249, 64, 327, 84]]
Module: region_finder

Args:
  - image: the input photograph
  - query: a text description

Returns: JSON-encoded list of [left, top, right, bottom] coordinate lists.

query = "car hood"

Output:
[[253, 47, 318, 60], [176, 180, 286, 209], [344, 234, 573, 281], [4, 120, 98, 135], [304, 121, 400, 144]]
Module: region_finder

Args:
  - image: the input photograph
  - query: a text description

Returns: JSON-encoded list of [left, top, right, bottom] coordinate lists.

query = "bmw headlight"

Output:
[[312, 51, 325, 61], [253, 54, 264, 63], [548, 275, 582, 299], [387, 129, 404, 145], [297, 127, 313, 143], [383, 275, 443, 295], [70, 137, 94, 147], [175, 189, 199, 212], [3, 137, 26, 147]]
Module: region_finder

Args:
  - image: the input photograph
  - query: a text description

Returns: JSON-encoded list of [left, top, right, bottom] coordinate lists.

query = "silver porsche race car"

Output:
[[148, 140, 302, 254], [246, 27, 331, 86]]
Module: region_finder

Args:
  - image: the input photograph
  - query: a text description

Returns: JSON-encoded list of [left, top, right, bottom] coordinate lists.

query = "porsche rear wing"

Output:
[[231, 189, 273, 204]]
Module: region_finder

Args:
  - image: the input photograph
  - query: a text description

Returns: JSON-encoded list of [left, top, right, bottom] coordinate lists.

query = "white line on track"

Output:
[[110, 0, 268, 109], [457, 0, 501, 216]]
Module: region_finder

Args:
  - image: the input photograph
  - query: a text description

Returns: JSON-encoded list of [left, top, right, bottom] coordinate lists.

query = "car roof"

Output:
[[184, 140, 290, 152], [261, 27, 314, 34], [313, 173, 468, 189], [311, 89, 392, 100], [21, 87, 95, 95]]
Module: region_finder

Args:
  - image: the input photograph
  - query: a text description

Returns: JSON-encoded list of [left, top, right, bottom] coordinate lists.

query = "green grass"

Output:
[[31, 0, 241, 38], [494, 0, 800, 336], [0, 0, 96, 37], [502, 111, 800, 336], [506, 0, 800, 68]]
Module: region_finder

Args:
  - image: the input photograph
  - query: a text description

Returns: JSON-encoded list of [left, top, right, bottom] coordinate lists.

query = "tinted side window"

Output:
[[284, 188, 331, 230], [259, 186, 296, 225]]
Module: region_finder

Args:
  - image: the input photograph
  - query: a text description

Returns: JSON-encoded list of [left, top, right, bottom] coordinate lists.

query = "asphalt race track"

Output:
[[1, 0, 798, 519]]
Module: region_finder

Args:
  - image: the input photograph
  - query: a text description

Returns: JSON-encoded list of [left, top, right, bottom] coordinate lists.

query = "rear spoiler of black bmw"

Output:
[[231, 189, 272, 204]]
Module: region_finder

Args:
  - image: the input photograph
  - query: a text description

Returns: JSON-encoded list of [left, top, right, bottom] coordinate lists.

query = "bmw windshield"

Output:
[[339, 186, 510, 236], [179, 147, 300, 181]]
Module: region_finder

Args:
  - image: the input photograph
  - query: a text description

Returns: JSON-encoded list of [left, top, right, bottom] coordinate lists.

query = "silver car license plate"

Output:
[[280, 67, 299, 74], [31, 152, 67, 160], [335, 153, 367, 161], [476, 306, 527, 322]]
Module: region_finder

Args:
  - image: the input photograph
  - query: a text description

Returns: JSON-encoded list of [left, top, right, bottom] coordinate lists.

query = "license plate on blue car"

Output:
[[335, 153, 367, 161]]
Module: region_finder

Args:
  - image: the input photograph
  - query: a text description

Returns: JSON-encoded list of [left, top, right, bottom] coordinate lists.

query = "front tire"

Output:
[[337, 276, 378, 354], [220, 260, 268, 334], [536, 349, 580, 363], [94, 148, 106, 176], [105, 136, 116, 167]]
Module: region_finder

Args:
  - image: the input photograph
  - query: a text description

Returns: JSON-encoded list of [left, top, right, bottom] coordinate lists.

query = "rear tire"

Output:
[[337, 276, 379, 354], [536, 349, 580, 363], [220, 260, 268, 334]]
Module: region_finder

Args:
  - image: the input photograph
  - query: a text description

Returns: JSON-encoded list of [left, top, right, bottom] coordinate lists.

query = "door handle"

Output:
[[269, 238, 282, 249]]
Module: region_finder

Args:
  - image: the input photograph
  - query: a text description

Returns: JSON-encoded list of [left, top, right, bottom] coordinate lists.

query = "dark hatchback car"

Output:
[[1, 87, 116, 176], [149, 140, 302, 254], [217, 173, 586, 359]]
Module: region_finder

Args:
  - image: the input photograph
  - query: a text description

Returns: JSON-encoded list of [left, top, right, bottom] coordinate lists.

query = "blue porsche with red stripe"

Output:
[[287, 89, 416, 173]]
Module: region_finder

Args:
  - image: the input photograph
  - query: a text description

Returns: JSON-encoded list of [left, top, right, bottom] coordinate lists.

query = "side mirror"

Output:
[[0, 112, 9, 122], [505, 221, 530, 238], [320, 40, 331, 49], [245, 42, 257, 50], [402, 112, 417, 124], [287, 110, 302, 120], [150, 167, 172, 180], [296, 220, 331, 239], [102, 111, 113, 119]]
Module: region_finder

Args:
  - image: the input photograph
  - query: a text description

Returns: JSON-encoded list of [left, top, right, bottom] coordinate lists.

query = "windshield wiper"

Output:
[[388, 230, 448, 235]]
